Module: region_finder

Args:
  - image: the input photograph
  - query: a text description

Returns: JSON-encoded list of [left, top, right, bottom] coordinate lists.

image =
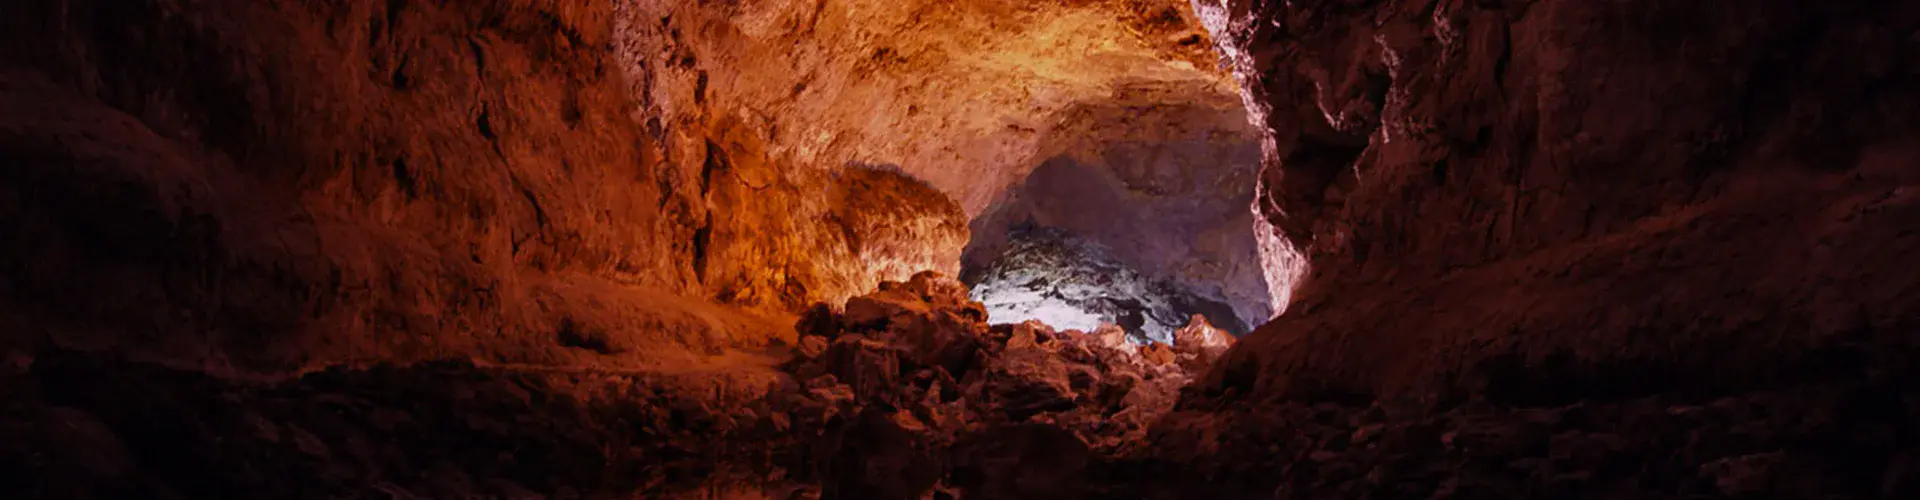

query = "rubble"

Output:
[[9, 274, 1920, 498], [965, 227, 1257, 344], [781, 276, 1920, 499], [782, 271, 1202, 496]]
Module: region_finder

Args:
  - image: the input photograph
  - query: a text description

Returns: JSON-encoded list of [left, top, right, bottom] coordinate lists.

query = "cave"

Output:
[[956, 67, 1274, 344], [5, 0, 1920, 498]]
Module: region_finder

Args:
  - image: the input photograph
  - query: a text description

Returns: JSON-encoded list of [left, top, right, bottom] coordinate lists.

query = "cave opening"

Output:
[[956, 95, 1276, 344], [605, 0, 1290, 341], [12, 0, 1918, 496]]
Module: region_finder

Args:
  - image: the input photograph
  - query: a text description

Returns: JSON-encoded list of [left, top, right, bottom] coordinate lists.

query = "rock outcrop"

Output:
[[0, 0, 969, 375], [622, 0, 1279, 327], [1192, 0, 1920, 403], [616, 0, 1229, 216], [1106, 0, 1920, 494], [960, 87, 1278, 331]]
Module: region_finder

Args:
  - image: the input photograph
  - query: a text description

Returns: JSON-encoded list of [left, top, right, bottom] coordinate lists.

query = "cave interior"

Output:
[[3, 0, 1920, 498]]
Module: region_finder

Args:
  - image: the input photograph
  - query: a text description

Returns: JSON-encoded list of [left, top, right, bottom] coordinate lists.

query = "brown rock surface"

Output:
[[620, 0, 1280, 330], [616, 0, 1229, 215], [780, 273, 1202, 495], [5, 0, 1920, 497], [0, 0, 974, 375], [1191, 0, 1920, 402], [1171, 314, 1235, 372], [4, 268, 1919, 498]]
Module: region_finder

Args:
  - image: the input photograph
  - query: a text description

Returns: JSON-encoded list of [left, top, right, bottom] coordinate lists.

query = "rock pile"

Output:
[[8, 273, 1920, 499], [964, 227, 1255, 344], [783, 271, 1224, 497]]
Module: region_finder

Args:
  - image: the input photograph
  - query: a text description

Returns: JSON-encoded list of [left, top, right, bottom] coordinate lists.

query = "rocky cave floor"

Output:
[[3, 273, 1917, 499], [964, 227, 1253, 345]]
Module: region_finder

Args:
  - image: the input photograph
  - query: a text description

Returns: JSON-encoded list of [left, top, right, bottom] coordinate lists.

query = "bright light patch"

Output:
[[963, 227, 1250, 344], [970, 281, 1109, 333]]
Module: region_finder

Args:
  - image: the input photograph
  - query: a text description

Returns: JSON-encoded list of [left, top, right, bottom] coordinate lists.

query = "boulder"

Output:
[[1170, 315, 1235, 372], [818, 337, 903, 404], [1138, 342, 1176, 366], [795, 303, 842, 339], [1090, 323, 1133, 352]]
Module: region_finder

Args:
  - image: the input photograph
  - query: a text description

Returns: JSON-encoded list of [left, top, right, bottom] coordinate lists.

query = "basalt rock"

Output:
[[1171, 314, 1236, 373], [782, 272, 1208, 496], [0, 0, 974, 376], [1191, 0, 1920, 403]]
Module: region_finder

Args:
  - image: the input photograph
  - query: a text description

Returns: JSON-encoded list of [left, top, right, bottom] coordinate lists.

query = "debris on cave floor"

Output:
[[7, 273, 1920, 498], [0, 271, 1231, 498], [965, 227, 1252, 344], [784, 271, 1234, 460]]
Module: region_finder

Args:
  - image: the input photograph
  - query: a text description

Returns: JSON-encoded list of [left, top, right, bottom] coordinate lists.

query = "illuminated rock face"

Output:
[[965, 228, 1249, 344], [617, 0, 1279, 328], [1, 0, 1017, 369], [962, 95, 1278, 335], [0, 0, 752, 371], [615, 0, 1230, 216], [785, 272, 1201, 496], [7, 0, 1920, 497]]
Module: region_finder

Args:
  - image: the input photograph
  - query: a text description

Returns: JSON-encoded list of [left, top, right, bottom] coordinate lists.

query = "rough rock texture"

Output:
[[782, 272, 1211, 497], [11, 274, 1920, 498], [962, 95, 1277, 330], [1171, 314, 1236, 373], [0, 273, 1214, 498], [1192, 0, 1920, 401], [615, 0, 1230, 215], [693, 149, 970, 311], [3, 0, 694, 372], [0, 0, 971, 376], [965, 227, 1250, 342], [620, 0, 1279, 327], [10, 0, 1920, 497]]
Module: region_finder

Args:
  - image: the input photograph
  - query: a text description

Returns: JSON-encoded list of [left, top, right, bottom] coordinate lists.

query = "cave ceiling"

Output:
[[619, 0, 1249, 215]]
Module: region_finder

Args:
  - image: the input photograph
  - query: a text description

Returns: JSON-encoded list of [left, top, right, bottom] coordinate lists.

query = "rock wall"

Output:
[[613, 0, 1231, 217], [6, 0, 1920, 495], [1191, 0, 1920, 401], [669, 114, 969, 313], [0, 0, 963, 374], [963, 91, 1278, 331], [619, 0, 1279, 328]]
